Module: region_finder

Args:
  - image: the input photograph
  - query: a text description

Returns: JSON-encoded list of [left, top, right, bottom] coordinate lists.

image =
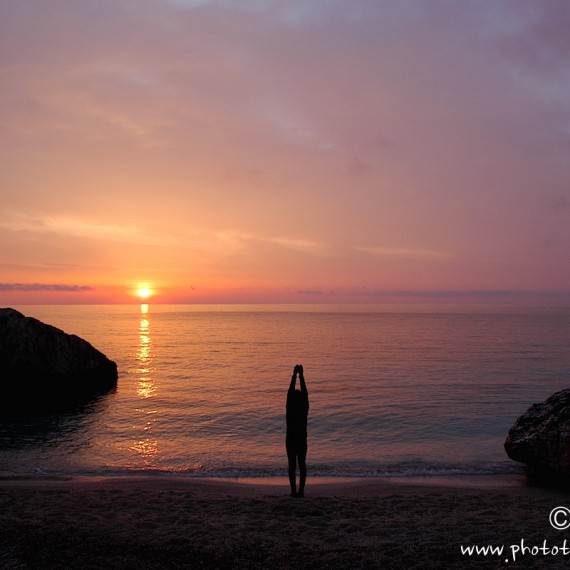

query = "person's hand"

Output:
[[293, 364, 299, 376], [298, 364, 303, 376]]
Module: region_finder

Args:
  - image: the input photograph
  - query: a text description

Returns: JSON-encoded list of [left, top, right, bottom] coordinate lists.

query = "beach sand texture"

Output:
[[2, 476, 570, 569]]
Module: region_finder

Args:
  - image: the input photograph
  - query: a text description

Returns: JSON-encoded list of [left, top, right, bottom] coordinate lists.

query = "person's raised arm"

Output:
[[298, 365, 307, 393], [298, 365, 308, 411], [288, 365, 298, 395]]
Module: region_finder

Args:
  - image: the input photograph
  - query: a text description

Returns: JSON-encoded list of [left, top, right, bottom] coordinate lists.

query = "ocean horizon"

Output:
[[2, 303, 570, 479]]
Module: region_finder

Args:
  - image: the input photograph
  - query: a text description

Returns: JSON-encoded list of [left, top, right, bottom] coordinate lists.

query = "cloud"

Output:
[[264, 236, 330, 254], [353, 246, 454, 261], [0, 283, 92, 292], [212, 231, 329, 255], [0, 213, 180, 247]]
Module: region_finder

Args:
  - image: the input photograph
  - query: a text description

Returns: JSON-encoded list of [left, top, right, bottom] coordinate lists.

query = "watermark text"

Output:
[[460, 508, 570, 563]]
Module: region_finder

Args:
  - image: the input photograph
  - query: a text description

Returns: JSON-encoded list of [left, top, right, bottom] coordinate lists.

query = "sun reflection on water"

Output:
[[128, 436, 159, 463], [137, 312, 156, 399], [131, 303, 159, 465]]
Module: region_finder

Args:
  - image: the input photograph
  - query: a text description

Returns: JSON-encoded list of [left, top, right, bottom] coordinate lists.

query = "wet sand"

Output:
[[1, 474, 570, 569]]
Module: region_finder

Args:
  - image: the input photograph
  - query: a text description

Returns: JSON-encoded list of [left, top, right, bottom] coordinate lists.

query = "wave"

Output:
[[3, 460, 524, 480]]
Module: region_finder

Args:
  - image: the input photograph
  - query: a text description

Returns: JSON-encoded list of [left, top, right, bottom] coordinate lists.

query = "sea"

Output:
[[2, 303, 570, 480]]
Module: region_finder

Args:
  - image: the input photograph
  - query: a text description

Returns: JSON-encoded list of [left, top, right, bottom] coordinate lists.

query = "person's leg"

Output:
[[297, 442, 307, 497], [286, 441, 297, 496]]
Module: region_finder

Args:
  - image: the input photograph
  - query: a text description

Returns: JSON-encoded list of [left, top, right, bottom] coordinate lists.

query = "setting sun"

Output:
[[137, 287, 152, 300]]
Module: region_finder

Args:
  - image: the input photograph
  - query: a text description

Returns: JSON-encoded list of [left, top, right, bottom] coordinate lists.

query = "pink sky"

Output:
[[1, 1, 569, 304]]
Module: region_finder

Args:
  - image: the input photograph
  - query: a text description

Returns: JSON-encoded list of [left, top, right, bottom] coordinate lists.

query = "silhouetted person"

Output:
[[286, 364, 309, 497]]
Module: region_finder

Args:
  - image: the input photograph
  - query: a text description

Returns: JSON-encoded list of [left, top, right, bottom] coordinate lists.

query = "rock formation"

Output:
[[0, 307, 118, 412], [505, 388, 570, 480]]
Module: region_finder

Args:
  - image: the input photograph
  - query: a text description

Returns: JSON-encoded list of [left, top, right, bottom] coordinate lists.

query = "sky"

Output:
[[1, 0, 570, 304]]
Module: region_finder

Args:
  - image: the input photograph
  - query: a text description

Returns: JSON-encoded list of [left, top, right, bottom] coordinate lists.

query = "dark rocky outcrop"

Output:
[[0, 307, 117, 412], [505, 388, 570, 484]]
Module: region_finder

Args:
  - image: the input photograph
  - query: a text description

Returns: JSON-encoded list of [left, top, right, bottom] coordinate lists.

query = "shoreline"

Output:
[[2, 473, 570, 568], [0, 472, 529, 494]]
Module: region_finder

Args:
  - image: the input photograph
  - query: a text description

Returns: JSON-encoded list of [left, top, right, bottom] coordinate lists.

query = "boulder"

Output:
[[505, 388, 570, 479], [0, 307, 118, 412]]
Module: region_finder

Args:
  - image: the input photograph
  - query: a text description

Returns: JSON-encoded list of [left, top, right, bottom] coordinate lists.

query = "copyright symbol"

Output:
[[550, 507, 570, 530]]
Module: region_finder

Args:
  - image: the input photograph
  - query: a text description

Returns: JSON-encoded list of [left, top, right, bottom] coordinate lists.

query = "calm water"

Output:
[[2, 304, 570, 478]]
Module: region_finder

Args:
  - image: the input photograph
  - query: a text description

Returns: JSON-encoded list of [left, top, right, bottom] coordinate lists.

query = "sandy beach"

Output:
[[2, 475, 570, 569]]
